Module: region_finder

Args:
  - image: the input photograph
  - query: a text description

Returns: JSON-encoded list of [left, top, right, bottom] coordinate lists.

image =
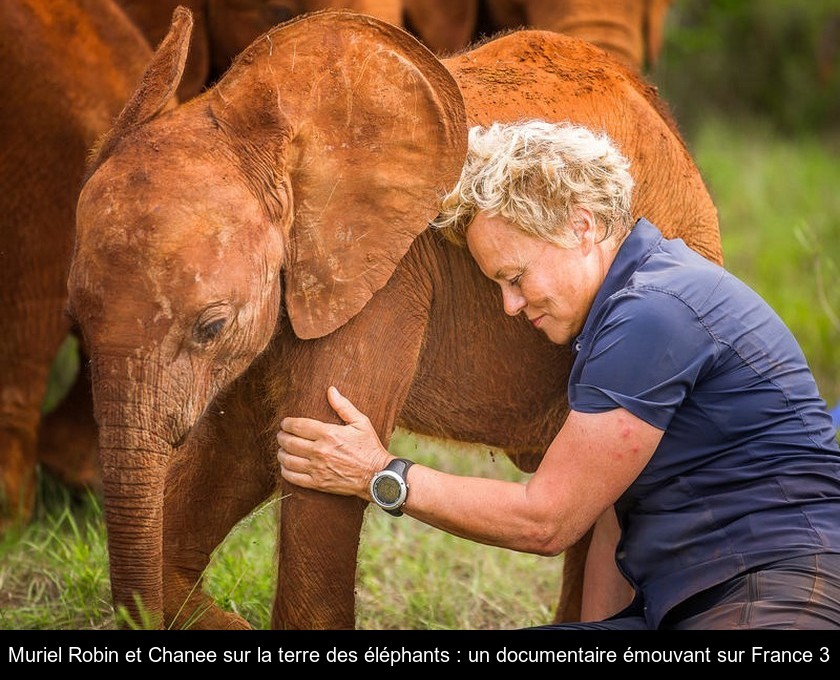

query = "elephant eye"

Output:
[[194, 318, 226, 344], [193, 314, 228, 345]]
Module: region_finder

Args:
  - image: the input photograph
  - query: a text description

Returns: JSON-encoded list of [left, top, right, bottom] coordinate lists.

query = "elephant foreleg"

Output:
[[553, 528, 592, 623], [161, 374, 276, 630], [273, 487, 367, 629], [270, 249, 433, 629], [0, 355, 52, 530], [37, 360, 100, 493]]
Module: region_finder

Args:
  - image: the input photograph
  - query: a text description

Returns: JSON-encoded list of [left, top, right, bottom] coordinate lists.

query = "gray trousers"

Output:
[[533, 553, 840, 630]]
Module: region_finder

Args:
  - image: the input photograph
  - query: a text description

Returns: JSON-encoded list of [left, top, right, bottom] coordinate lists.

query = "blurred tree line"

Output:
[[651, 0, 840, 137]]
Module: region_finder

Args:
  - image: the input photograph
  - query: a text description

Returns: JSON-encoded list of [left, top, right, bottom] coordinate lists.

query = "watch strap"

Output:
[[382, 457, 414, 516], [386, 457, 414, 478]]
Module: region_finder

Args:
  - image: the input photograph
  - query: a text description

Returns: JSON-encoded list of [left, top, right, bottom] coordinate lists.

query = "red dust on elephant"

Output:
[[69, 8, 720, 629]]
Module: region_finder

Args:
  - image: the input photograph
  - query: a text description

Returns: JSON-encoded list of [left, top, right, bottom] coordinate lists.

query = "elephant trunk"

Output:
[[98, 424, 168, 628], [91, 355, 193, 629]]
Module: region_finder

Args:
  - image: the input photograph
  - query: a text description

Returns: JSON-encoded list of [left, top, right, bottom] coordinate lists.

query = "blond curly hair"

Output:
[[431, 120, 635, 248]]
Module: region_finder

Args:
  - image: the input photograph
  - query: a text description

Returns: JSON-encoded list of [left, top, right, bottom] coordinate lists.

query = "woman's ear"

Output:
[[570, 206, 598, 251]]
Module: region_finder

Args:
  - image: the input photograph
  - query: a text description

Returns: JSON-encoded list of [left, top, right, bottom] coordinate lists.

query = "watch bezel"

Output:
[[370, 469, 407, 512], [369, 458, 413, 516]]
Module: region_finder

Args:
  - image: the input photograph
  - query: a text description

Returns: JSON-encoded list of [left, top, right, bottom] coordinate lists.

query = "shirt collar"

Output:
[[573, 217, 663, 351]]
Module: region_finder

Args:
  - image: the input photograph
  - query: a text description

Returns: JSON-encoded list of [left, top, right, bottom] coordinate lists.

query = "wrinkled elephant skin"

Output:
[[69, 8, 720, 629], [0, 0, 153, 530]]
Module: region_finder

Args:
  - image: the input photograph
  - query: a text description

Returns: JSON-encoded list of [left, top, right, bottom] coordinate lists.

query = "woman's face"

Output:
[[466, 210, 609, 345]]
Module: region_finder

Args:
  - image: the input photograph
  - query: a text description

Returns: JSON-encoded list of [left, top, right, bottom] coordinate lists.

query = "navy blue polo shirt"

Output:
[[569, 218, 840, 628]]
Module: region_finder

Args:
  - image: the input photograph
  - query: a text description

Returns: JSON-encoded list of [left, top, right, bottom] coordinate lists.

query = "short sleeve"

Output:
[[570, 289, 719, 430]]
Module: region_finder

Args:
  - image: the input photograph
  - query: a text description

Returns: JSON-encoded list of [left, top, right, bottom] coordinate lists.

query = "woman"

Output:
[[276, 120, 840, 629]]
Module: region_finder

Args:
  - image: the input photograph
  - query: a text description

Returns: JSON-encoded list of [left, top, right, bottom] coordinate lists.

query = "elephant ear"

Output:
[[86, 5, 193, 174], [114, 0, 210, 101], [217, 11, 467, 340]]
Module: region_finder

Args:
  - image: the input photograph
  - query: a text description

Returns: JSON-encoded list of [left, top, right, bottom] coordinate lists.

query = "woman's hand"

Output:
[[277, 386, 393, 500]]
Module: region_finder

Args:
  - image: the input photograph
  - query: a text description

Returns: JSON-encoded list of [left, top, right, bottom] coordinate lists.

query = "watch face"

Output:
[[373, 473, 403, 506]]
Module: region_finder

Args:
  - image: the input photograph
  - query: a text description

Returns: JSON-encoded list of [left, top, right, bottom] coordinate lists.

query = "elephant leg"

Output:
[[0, 314, 66, 530], [273, 487, 367, 630], [161, 376, 276, 630], [271, 326, 386, 629], [270, 250, 432, 629], [553, 528, 592, 623], [270, 325, 416, 629], [506, 449, 585, 623], [37, 361, 100, 494], [0, 403, 39, 531]]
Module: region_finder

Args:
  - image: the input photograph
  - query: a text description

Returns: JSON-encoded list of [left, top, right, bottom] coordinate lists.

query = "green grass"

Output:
[[199, 434, 562, 630], [0, 475, 112, 629], [353, 436, 559, 630], [0, 437, 560, 630], [1, 119, 838, 630]]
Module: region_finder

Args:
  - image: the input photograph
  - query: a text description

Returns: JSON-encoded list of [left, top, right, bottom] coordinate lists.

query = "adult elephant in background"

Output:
[[69, 8, 720, 629], [404, 0, 672, 72], [0, 0, 154, 530], [119, 0, 672, 94], [116, 0, 404, 101]]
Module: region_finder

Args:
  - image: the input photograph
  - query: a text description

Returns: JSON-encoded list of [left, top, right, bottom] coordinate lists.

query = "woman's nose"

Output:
[[502, 287, 527, 316]]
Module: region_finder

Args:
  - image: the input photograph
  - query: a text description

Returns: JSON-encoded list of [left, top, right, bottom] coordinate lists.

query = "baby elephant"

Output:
[[70, 8, 719, 628]]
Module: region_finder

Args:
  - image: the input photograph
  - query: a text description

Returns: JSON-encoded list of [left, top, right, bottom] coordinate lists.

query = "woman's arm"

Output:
[[278, 386, 663, 556]]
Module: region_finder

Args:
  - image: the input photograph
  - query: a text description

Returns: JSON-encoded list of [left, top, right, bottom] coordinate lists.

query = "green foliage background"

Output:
[[656, 0, 840, 136]]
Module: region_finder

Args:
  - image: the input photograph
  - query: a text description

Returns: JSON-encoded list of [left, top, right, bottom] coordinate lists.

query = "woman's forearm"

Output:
[[401, 463, 588, 556], [278, 389, 660, 562]]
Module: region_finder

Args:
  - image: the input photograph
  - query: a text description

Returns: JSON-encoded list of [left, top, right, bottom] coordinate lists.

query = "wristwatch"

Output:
[[369, 458, 414, 516]]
